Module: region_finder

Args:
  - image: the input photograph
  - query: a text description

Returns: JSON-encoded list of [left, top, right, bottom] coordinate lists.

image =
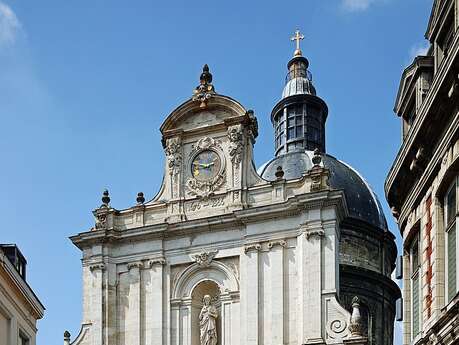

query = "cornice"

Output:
[[385, 31, 459, 205], [71, 190, 347, 249], [0, 252, 45, 319], [425, 0, 455, 41], [397, 108, 459, 227]]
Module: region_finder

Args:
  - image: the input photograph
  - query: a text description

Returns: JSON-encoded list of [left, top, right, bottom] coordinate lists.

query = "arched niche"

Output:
[[172, 261, 239, 300], [191, 280, 221, 345], [170, 261, 240, 345]]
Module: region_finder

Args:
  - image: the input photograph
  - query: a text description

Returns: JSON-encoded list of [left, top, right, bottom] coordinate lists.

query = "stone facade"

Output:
[[66, 40, 399, 345], [0, 245, 45, 345], [386, 1, 459, 344]]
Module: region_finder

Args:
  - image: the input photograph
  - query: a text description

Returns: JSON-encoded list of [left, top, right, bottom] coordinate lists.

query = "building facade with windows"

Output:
[[0, 245, 45, 345], [66, 34, 399, 345], [385, 0, 459, 344]]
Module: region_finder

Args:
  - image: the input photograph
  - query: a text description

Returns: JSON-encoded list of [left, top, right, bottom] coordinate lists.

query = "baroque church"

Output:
[[65, 32, 400, 345]]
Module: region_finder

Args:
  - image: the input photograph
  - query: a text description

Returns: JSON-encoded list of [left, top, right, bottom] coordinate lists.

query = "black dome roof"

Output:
[[258, 151, 388, 231]]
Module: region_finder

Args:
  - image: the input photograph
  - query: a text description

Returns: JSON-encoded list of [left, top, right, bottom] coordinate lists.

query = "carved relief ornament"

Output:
[[165, 137, 182, 176], [244, 243, 261, 254], [191, 250, 218, 267], [227, 125, 243, 164], [300, 222, 325, 241]]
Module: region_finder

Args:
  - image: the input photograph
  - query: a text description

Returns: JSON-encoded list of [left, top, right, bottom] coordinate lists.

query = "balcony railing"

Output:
[[285, 69, 313, 83]]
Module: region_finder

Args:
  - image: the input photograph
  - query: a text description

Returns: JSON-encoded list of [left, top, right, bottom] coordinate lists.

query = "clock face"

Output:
[[191, 150, 221, 181]]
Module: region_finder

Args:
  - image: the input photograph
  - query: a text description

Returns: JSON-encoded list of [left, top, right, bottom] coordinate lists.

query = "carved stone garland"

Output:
[[227, 125, 243, 202], [186, 137, 226, 199], [165, 137, 182, 198]]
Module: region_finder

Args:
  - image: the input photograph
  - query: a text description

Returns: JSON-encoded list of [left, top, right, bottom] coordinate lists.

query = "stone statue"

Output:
[[199, 295, 218, 345]]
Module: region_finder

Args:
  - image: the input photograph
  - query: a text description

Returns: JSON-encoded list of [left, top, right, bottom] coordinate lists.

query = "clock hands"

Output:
[[192, 158, 218, 169]]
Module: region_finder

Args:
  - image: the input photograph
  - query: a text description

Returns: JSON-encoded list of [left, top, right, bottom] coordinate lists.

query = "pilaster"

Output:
[[298, 215, 325, 343], [143, 259, 166, 345], [126, 261, 143, 345], [243, 244, 260, 345], [269, 240, 286, 345], [89, 263, 105, 345]]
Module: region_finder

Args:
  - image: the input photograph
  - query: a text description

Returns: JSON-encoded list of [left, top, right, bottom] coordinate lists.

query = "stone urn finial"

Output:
[[192, 64, 216, 108], [349, 296, 364, 337], [312, 148, 322, 166], [101, 189, 110, 207], [275, 166, 285, 180], [64, 330, 71, 345], [136, 192, 145, 204]]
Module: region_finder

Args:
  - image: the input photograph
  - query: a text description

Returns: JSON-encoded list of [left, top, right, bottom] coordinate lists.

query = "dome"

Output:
[[282, 76, 317, 98], [258, 150, 388, 230]]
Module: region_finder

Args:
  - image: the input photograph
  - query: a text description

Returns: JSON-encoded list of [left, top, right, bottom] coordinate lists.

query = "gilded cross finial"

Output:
[[290, 29, 305, 57]]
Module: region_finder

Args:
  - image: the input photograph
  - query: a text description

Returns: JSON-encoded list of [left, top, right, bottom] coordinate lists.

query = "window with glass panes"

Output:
[[274, 109, 286, 151], [19, 332, 29, 345], [410, 233, 421, 338], [305, 105, 323, 150], [445, 179, 457, 303], [286, 104, 305, 142]]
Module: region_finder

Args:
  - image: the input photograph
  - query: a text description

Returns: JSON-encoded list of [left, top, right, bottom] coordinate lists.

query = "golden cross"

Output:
[[290, 30, 305, 56]]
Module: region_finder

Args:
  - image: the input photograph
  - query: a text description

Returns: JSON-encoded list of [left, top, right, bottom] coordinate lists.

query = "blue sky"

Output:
[[0, 0, 432, 343]]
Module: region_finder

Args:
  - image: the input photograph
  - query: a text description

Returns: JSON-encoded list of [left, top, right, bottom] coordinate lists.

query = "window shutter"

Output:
[[447, 225, 457, 302], [412, 274, 420, 336]]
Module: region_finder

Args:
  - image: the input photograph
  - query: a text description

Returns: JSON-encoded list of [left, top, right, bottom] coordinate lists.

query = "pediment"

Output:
[[160, 94, 247, 136], [394, 56, 434, 116]]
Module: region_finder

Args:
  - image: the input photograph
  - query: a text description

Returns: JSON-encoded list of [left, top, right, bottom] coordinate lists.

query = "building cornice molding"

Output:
[[385, 31, 459, 207], [397, 108, 459, 226], [71, 190, 347, 249], [0, 251, 45, 319]]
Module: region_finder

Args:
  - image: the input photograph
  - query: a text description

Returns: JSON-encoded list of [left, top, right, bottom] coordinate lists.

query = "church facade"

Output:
[[66, 34, 399, 345]]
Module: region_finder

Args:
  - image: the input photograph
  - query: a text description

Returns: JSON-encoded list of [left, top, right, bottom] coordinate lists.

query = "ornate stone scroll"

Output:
[[147, 258, 166, 267], [300, 221, 325, 241], [244, 243, 261, 254], [267, 239, 287, 249], [89, 263, 106, 272]]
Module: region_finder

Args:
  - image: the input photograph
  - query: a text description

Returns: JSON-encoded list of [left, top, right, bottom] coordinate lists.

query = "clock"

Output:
[[191, 150, 222, 181]]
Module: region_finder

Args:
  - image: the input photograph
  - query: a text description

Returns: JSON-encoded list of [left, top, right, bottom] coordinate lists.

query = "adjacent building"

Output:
[[66, 33, 399, 345], [385, 0, 459, 344], [0, 244, 45, 345]]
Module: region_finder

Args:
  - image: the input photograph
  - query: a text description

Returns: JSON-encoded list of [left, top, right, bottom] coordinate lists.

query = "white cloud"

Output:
[[0, 2, 21, 46], [409, 41, 430, 60], [342, 0, 374, 12]]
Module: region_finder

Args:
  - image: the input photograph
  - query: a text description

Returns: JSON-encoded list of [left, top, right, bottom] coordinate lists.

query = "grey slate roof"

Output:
[[258, 150, 388, 231]]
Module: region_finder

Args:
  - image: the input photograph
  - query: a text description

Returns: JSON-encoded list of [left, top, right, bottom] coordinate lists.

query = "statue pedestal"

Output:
[[344, 336, 368, 345]]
